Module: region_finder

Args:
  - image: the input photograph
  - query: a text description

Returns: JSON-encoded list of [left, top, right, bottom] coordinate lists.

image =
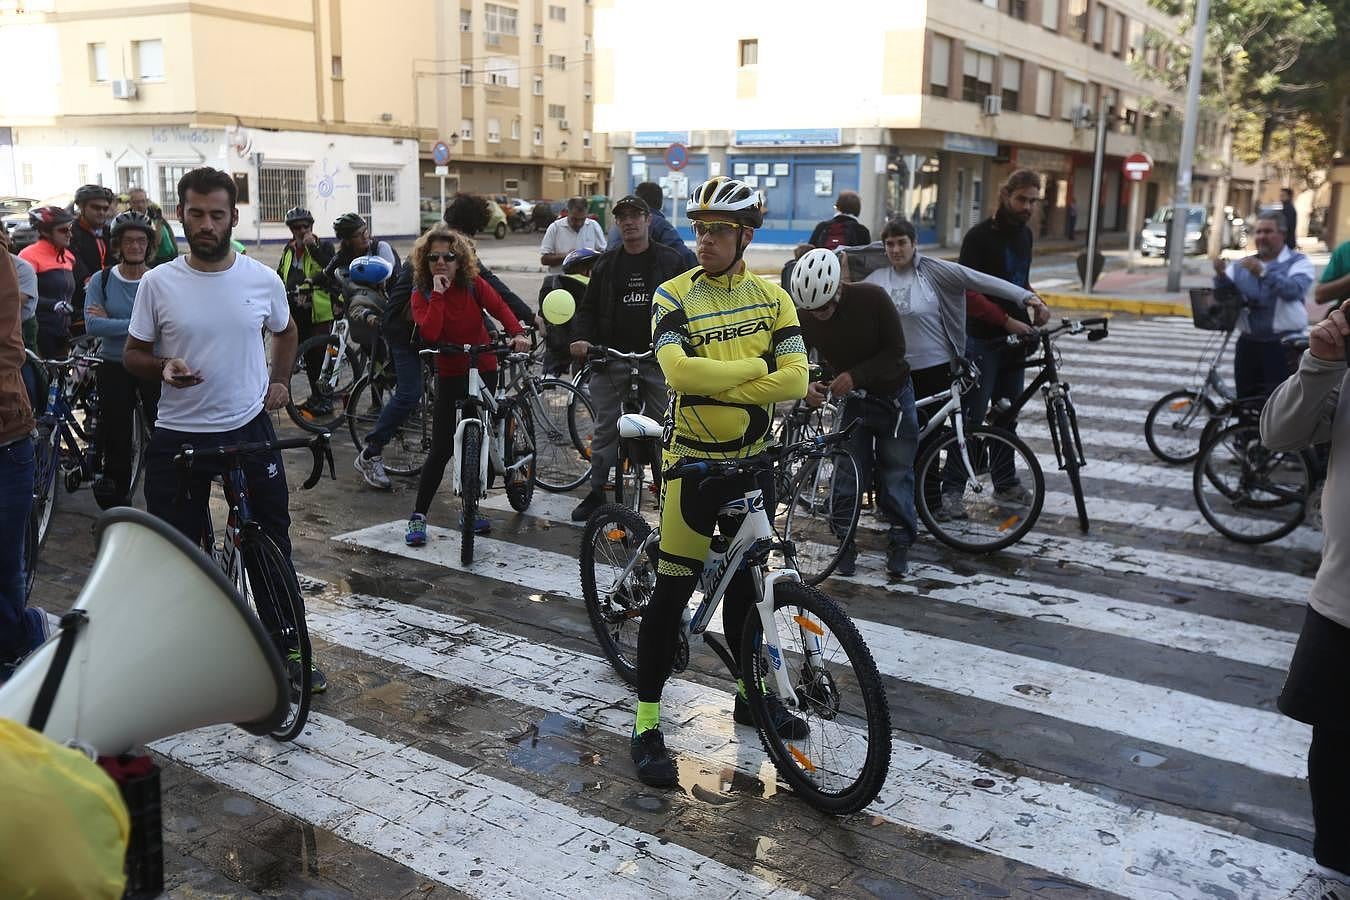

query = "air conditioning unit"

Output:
[[558, 119, 571, 131], [1071, 104, 1093, 129], [111, 79, 138, 100], [982, 95, 1002, 116]]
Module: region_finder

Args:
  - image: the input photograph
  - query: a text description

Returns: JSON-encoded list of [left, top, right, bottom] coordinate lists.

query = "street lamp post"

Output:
[[1166, 0, 1212, 293]]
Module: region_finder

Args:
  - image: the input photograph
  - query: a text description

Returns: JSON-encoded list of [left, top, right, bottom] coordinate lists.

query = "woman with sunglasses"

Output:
[[19, 206, 77, 360], [403, 224, 530, 548]]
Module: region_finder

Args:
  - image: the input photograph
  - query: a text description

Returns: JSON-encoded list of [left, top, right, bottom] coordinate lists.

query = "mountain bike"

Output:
[[914, 359, 1045, 552], [500, 337, 595, 493], [988, 317, 1110, 533], [1144, 287, 1240, 464], [286, 286, 366, 434], [585, 346, 662, 512], [175, 433, 335, 741], [421, 341, 537, 565], [579, 430, 891, 815], [345, 340, 438, 477]]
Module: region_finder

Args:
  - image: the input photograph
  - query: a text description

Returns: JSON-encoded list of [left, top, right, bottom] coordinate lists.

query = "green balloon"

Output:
[[541, 288, 576, 325]]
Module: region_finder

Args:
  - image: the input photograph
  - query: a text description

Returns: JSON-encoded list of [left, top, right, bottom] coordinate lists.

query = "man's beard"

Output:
[[996, 204, 1031, 227], [188, 227, 232, 262]]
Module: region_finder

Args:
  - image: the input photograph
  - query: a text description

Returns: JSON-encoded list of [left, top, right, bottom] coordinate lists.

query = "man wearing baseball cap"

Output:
[[568, 194, 686, 520]]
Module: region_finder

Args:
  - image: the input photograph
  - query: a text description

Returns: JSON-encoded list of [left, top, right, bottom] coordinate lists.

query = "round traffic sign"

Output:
[[432, 141, 452, 165], [1122, 152, 1153, 182], [664, 142, 689, 172]]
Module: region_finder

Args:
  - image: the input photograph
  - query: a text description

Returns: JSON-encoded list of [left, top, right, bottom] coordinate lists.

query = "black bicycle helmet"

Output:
[[110, 210, 157, 241], [29, 205, 76, 232], [74, 184, 115, 207], [284, 206, 314, 226], [333, 212, 366, 239]]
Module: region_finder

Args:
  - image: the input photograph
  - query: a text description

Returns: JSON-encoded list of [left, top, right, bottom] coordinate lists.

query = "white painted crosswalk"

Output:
[[145, 315, 1320, 897]]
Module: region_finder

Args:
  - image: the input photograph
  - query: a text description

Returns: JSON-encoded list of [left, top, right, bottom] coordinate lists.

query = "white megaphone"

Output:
[[0, 508, 289, 755]]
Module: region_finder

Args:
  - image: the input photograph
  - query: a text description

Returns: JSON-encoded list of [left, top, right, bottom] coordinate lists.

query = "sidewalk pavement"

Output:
[[1038, 262, 1211, 318]]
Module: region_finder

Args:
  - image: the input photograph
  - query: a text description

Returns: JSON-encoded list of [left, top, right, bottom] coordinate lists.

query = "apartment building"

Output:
[[596, 0, 1250, 247], [0, 0, 606, 242]]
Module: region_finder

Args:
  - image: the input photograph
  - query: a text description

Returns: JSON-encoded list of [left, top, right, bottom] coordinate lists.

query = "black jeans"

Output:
[[1234, 335, 1291, 403], [414, 372, 497, 516], [94, 362, 160, 505], [1310, 727, 1350, 875]]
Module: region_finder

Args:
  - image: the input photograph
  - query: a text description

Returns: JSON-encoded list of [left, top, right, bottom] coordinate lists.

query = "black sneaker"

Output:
[[630, 727, 678, 787], [287, 650, 328, 695], [733, 693, 810, 740], [835, 543, 857, 577], [571, 489, 607, 522], [886, 543, 910, 577]]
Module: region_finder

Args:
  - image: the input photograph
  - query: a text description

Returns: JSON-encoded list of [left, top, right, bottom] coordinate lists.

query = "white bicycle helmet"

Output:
[[790, 248, 842, 310], [686, 176, 764, 227]]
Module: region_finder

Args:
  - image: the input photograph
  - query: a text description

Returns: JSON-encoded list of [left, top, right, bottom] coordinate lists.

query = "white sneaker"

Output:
[[1286, 871, 1350, 900], [354, 449, 392, 490]]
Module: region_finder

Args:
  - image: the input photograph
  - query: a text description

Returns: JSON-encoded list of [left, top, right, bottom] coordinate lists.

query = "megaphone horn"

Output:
[[0, 508, 290, 756]]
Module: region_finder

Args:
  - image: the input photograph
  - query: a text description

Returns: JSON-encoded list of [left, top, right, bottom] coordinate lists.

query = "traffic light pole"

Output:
[[1084, 100, 1108, 293], [1167, 0, 1211, 293]]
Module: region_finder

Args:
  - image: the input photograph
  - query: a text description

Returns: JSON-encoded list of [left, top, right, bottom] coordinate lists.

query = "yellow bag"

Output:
[[0, 718, 129, 899]]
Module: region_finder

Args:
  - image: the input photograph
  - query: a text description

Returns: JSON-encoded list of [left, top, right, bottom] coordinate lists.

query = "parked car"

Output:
[[505, 197, 533, 219], [1140, 205, 1209, 257], [1, 197, 38, 251], [419, 198, 442, 231], [480, 197, 508, 240]]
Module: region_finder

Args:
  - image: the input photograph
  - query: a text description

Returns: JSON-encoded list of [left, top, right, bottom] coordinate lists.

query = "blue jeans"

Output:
[[963, 335, 1027, 491], [833, 385, 919, 549], [0, 437, 36, 666], [363, 339, 422, 455]]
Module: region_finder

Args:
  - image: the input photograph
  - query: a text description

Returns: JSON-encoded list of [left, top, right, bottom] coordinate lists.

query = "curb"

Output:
[[1038, 291, 1191, 317]]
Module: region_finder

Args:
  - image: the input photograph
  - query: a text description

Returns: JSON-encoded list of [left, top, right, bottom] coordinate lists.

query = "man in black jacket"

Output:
[[568, 195, 685, 520], [69, 184, 115, 328]]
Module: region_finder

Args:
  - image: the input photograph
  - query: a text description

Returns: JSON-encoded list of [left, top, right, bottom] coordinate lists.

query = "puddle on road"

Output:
[[1123, 747, 1170, 768], [505, 712, 603, 775], [340, 568, 433, 604]]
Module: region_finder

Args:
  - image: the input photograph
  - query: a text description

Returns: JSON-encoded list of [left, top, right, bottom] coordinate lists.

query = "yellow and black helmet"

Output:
[[686, 176, 763, 227]]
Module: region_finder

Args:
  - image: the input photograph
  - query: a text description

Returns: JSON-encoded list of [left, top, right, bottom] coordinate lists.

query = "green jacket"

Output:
[[149, 221, 178, 268]]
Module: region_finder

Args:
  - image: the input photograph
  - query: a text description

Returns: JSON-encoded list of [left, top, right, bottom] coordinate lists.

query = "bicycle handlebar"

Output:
[[587, 345, 655, 364], [25, 349, 102, 368], [666, 420, 859, 481], [1006, 317, 1110, 346], [174, 432, 335, 490]]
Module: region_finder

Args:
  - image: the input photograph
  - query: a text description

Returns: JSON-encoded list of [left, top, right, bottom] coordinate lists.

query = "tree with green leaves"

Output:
[[1138, 0, 1332, 255]]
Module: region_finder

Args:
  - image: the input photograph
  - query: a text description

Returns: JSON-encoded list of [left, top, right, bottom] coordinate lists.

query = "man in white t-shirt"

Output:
[[540, 197, 606, 274], [124, 166, 325, 693]]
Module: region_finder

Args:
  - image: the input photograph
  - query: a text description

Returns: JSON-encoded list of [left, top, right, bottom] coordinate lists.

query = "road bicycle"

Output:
[[1144, 287, 1240, 464], [987, 317, 1110, 533], [175, 433, 334, 741], [578, 431, 891, 815], [421, 341, 537, 565], [584, 346, 662, 512], [286, 285, 367, 434], [500, 337, 595, 493], [913, 359, 1045, 552]]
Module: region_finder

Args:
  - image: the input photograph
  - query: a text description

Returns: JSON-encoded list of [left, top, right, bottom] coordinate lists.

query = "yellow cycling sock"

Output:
[[635, 701, 661, 734], [736, 678, 748, 700]]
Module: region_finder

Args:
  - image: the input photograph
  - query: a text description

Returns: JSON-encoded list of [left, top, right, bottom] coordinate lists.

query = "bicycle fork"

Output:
[[1043, 385, 1086, 470]]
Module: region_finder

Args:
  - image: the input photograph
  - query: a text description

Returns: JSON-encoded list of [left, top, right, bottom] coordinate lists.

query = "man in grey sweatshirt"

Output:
[[1261, 304, 1350, 898]]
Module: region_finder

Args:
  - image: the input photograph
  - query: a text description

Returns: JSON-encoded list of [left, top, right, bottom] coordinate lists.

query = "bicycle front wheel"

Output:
[[1192, 421, 1310, 543], [1144, 389, 1216, 464], [740, 581, 891, 815], [915, 424, 1044, 553], [1051, 399, 1089, 533], [460, 421, 483, 565], [238, 530, 312, 742], [781, 450, 862, 585], [127, 402, 150, 500], [503, 402, 537, 512], [287, 334, 361, 434], [579, 503, 656, 686], [32, 422, 59, 549], [530, 378, 594, 492]]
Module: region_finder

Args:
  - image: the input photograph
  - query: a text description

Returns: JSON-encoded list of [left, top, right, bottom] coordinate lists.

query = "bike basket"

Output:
[[1189, 287, 1241, 332]]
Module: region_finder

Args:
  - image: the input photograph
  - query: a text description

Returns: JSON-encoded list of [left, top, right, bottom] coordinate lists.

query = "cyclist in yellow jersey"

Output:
[[631, 176, 809, 787]]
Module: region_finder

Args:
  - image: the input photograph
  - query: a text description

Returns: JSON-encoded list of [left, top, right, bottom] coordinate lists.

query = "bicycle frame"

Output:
[[439, 346, 535, 499], [316, 318, 354, 391], [913, 378, 985, 490]]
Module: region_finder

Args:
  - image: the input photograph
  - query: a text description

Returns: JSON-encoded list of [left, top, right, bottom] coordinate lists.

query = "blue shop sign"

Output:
[[733, 128, 842, 147], [634, 130, 692, 148], [942, 133, 999, 157]]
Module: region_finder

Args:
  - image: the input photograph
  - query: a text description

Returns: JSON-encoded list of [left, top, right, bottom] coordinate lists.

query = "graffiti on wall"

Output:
[[316, 158, 351, 211]]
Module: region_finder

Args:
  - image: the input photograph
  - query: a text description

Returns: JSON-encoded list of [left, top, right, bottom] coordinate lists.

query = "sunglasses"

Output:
[[427, 253, 456, 263], [691, 221, 745, 239], [53, 226, 73, 235]]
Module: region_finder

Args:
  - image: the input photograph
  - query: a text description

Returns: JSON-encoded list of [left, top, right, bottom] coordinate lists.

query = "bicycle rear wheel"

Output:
[[530, 378, 594, 492], [1192, 421, 1310, 543], [503, 402, 536, 512], [238, 529, 312, 742], [613, 440, 650, 514], [781, 450, 862, 585], [579, 503, 656, 686], [460, 421, 483, 565], [740, 581, 891, 815], [345, 369, 432, 477], [1144, 389, 1216, 464], [287, 334, 362, 434], [915, 424, 1044, 553]]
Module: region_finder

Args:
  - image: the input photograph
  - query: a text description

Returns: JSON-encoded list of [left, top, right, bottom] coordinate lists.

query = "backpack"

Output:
[[821, 217, 851, 250]]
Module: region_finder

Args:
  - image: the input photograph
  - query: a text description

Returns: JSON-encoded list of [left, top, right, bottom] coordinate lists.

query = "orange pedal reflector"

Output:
[[793, 614, 824, 636], [997, 515, 1021, 532], [606, 528, 627, 541], [788, 744, 817, 772]]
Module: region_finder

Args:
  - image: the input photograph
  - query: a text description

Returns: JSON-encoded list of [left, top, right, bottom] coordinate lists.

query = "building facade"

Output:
[[595, 0, 1252, 247], [0, 0, 607, 243]]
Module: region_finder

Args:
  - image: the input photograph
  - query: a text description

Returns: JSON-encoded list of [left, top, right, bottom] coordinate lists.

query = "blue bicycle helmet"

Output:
[[347, 255, 393, 286], [562, 247, 602, 274]]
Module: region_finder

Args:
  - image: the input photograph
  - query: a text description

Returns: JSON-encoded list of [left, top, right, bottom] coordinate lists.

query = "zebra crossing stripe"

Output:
[[334, 522, 1311, 779], [299, 589, 1310, 899], [151, 714, 801, 900]]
